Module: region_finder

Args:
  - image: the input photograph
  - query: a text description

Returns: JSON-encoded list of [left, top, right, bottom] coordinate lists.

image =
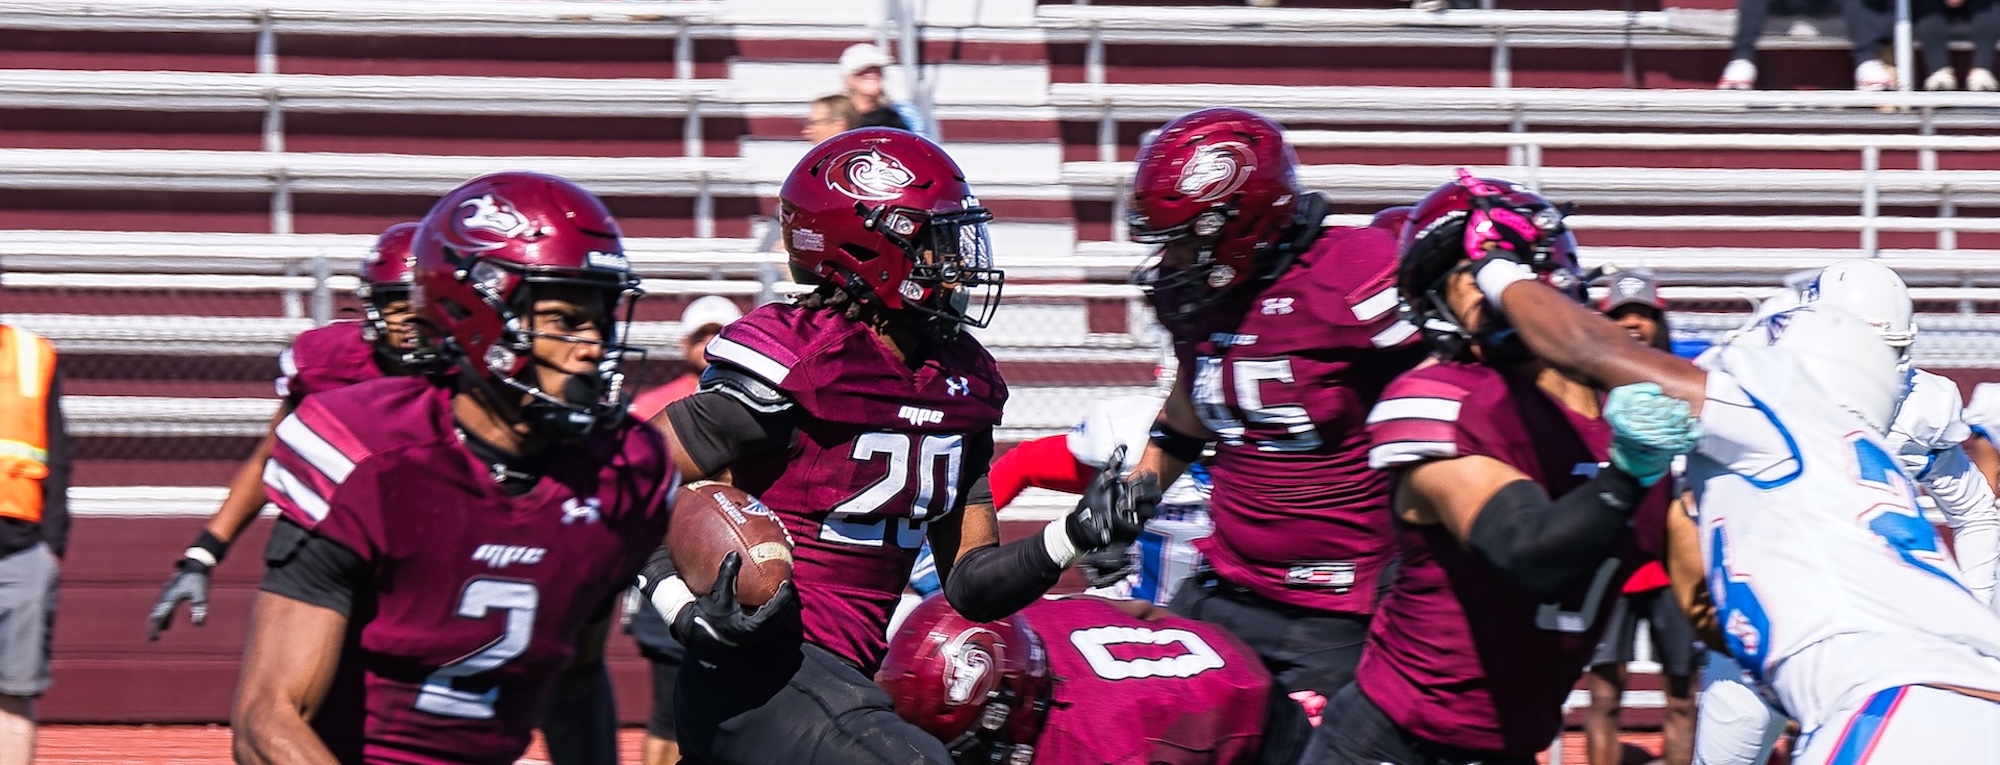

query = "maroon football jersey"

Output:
[[277, 320, 386, 399], [1027, 597, 1271, 765], [264, 376, 675, 765], [1358, 361, 1669, 756], [1164, 224, 1426, 613], [705, 304, 1007, 672]]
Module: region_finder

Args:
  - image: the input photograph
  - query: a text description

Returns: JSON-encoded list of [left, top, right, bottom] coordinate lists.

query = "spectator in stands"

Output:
[[1718, 0, 1770, 87], [839, 43, 932, 137], [1916, 0, 2000, 89], [0, 323, 67, 765], [801, 94, 860, 145], [1583, 271, 1697, 765], [626, 293, 742, 765]]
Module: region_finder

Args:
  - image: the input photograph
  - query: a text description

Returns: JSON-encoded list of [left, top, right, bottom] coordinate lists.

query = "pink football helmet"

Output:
[[411, 171, 642, 441], [1396, 170, 1582, 362], [781, 128, 1003, 340], [1128, 108, 1304, 322], [878, 597, 1053, 764]]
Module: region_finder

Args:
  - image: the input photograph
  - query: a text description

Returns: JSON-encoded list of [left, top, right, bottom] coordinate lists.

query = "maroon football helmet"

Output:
[[1128, 108, 1305, 323], [411, 172, 642, 441], [1369, 205, 1414, 235], [878, 597, 1053, 765], [356, 221, 433, 370], [780, 128, 1003, 341], [1396, 170, 1582, 362]]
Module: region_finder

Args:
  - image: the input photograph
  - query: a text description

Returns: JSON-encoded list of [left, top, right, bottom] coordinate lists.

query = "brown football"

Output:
[[667, 481, 795, 607]]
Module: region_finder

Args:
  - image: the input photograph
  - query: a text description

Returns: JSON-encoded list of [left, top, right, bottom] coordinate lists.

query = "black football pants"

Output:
[[1170, 570, 1373, 765], [1303, 684, 1538, 765], [675, 638, 952, 765]]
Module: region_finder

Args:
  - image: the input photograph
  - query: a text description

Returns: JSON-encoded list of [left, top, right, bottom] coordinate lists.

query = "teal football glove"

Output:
[[1604, 382, 1702, 487]]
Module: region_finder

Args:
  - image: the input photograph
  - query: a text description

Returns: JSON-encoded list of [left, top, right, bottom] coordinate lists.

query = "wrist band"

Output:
[[1041, 519, 1083, 569], [1472, 258, 1537, 305], [183, 530, 230, 568]]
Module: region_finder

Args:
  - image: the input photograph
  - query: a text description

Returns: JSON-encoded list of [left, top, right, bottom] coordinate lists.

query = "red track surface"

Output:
[[34, 725, 1657, 764]]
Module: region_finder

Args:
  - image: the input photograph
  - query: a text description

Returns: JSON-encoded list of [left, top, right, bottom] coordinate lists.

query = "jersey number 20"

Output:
[[821, 433, 963, 549]]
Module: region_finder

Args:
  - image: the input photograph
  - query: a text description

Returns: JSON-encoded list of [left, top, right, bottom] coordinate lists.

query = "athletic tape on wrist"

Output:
[[648, 575, 698, 624], [1042, 519, 1083, 569], [1473, 258, 1537, 305]]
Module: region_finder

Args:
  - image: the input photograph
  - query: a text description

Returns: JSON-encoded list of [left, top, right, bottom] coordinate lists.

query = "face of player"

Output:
[[1610, 306, 1662, 347], [524, 285, 611, 399], [1442, 268, 1490, 347], [378, 298, 420, 352], [803, 103, 846, 144]]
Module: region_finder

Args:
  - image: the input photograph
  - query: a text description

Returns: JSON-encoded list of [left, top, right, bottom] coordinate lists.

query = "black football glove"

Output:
[[147, 558, 211, 641], [664, 553, 798, 651], [1063, 446, 1162, 553], [1077, 544, 1138, 589]]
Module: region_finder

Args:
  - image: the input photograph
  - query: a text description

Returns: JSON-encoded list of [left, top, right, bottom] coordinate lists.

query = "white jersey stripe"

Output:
[[1352, 287, 1400, 322], [704, 336, 792, 385], [1368, 441, 1459, 468], [1371, 321, 1419, 348], [263, 460, 330, 522], [276, 414, 356, 485], [1366, 397, 1463, 425]]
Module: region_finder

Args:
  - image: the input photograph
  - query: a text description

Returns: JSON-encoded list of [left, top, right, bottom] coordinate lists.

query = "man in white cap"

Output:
[[837, 43, 930, 137], [631, 295, 744, 421]]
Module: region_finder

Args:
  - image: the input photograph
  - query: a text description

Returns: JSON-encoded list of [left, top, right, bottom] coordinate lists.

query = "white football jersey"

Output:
[[1689, 344, 2000, 729], [1069, 394, 1213, 606]]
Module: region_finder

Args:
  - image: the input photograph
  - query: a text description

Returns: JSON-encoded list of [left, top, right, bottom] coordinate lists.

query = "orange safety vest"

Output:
[[0, 325, 55, 524]]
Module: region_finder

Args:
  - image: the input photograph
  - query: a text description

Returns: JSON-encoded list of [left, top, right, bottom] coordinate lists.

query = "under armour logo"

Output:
[[1261, 297, 1295, 316], [562, 497, 602, 525], [945, 376, 971, 397]]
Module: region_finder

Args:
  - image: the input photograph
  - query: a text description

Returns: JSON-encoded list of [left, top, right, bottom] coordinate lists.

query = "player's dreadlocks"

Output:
[[793, 281, 887, 328]]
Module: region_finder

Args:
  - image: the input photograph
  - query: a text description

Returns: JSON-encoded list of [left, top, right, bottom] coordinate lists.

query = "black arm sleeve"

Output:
[[39, 362, 68, 559], [1465, 468, 1649, 601], [943, 537, 1065, 623], [961, 427, 996, 509], [260, 516, 367, 616], [663, 364, 800, 476]]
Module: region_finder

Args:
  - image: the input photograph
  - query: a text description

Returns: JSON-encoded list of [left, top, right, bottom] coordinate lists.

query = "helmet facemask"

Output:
[[1129, 206, 1241, 328], [453, 257, 646, 443], [357, 282, 442, 373], [868, 203, 1005, 342]]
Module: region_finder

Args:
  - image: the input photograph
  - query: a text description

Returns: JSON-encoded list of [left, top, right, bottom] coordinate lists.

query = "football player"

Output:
[[230, 172, 676, 765], [1458, 202, 2000, 764], [878, 594, 1272, 765], [633, 128, 1153, 765], [987, 386, 1212, 606], [1307, 172, 1704, 764], [1120, 109, 1430, 743], [148, 221, 430, 639]]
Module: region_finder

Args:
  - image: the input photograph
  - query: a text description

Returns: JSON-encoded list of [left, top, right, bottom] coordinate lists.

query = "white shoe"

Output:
[[1925, 67, 1959, 91], [1970, 68, 1999, 91], [1855, 59, 1893, 91], [1718, 59, 1757, 90]]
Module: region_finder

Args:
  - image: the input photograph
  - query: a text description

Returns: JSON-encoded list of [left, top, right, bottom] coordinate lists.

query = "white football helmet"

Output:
[[1765, 304, 1906, 434], [1802, 259, 1917, 352]]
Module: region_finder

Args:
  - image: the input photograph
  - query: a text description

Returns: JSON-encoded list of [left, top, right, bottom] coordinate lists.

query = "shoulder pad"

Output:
[[699, 362, 795, 414], [1890, 369, 1971, 452]]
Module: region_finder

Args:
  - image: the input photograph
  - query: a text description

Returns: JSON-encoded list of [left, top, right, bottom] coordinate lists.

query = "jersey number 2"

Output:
[[1193, 356, 1322, 452], [821, 433, 963, 549], [415, 579, 538, 719]]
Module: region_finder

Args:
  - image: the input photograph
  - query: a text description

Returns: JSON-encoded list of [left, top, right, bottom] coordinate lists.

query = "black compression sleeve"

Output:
[[1465, 468, 1648, 601], [943, 538, 1064, 623], [664, 390, 800, 476], [260, 517, 367, 616], [961, 428, 996, 509]]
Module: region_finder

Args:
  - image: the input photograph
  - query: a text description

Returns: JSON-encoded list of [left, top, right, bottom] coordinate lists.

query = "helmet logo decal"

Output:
[[942, 628, 997, 705], [1176, 141, 1255, 203], [454, 194, 532, 251], [828, 148, 917, 202]]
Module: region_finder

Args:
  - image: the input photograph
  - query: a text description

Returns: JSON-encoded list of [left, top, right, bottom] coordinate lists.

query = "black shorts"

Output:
[[674, 638, 952, 765], [1169, 570, 1372, 765], [1589, 587, 1698, 677], [1303, 684, 1538, 765]]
